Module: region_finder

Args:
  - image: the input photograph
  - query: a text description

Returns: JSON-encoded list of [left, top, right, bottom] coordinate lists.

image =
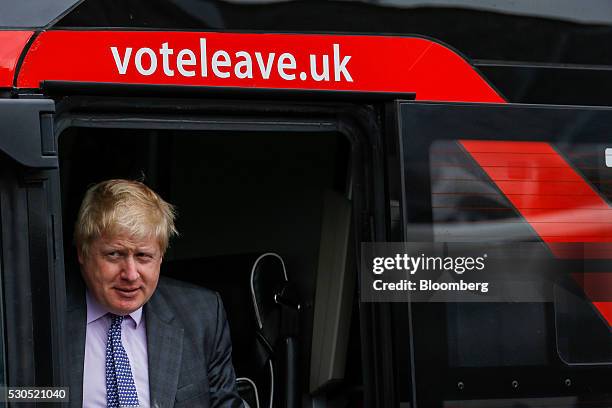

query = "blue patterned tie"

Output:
[[106, 314, 140, 407]]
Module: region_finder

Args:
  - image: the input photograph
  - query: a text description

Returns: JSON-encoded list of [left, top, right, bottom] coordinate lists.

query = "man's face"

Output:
[[78, 232, 162, 315]]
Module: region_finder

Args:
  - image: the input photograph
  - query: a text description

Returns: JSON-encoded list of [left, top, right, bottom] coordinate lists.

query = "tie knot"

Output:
[[110, 314, 124, 326]]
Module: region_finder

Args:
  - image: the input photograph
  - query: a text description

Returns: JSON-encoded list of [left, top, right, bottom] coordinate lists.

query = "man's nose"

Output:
[[120, 256, 139, 281]]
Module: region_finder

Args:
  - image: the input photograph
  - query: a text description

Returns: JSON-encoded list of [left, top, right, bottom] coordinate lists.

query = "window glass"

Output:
[[399, 103, 612, 405], [428, 139, 612, 365]]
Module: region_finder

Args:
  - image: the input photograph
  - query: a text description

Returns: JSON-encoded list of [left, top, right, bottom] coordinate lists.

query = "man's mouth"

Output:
[[114, 287, 140, 297]]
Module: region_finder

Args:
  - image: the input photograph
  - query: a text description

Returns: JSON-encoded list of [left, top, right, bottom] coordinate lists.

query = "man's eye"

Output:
[[106, 251, 121, 258]]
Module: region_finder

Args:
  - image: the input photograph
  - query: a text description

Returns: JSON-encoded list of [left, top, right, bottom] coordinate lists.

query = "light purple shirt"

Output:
[[83, 291, 150, 408]]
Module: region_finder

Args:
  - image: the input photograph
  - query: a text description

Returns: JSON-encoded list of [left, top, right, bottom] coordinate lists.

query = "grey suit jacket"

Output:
[[67, 275, 244, 407]]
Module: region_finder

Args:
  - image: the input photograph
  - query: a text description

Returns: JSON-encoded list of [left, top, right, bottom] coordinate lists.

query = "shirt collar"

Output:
[[85, 290, 143, 328]]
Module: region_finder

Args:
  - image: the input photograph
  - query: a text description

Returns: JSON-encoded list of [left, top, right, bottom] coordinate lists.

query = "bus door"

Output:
[[0, 99, 67, 397], [391, 102, 612, 408]]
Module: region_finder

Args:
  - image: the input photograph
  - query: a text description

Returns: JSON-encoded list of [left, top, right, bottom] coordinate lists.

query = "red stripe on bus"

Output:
[[461, 140, 612, 327], [593, 302, 612, 327], [0, 31, 34, 87], [16, 31, 505, 102]]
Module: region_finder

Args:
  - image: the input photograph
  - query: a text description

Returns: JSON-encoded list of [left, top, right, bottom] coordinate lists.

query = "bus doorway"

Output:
[[56, 97, 379, 408]]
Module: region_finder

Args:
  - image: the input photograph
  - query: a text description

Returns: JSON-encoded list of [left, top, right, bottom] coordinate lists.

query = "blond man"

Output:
[[66, 179, 243, 408]]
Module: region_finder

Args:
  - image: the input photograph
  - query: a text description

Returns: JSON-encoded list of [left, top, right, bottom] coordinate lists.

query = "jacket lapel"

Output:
[[145, 290, 184, 408], [66, 274, 86, 408]]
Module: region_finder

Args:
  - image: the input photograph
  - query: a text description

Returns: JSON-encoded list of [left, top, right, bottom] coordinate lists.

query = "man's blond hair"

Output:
[[75, 179, 177, 256]]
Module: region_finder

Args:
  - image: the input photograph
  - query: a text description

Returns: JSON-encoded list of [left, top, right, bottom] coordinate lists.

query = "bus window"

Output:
[[430, 139, 612, 366], [395, 102, 612, 407]]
